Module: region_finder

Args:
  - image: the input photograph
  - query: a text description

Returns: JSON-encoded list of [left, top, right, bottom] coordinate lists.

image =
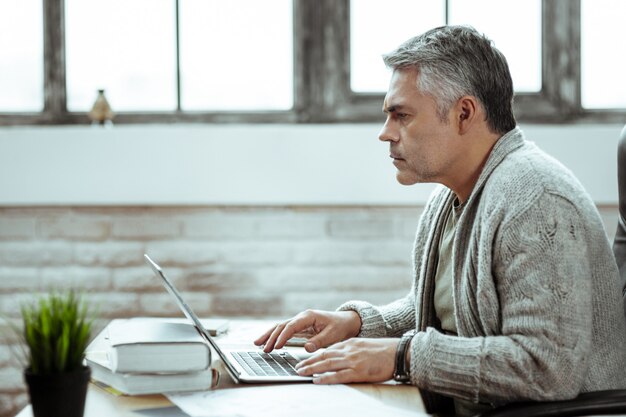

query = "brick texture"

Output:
[[183, 213, 259, 239], [0, 268, 39, 291], [0, 218, 36, 240], [112, 217, 180, 239], [39, 216, 110, 241], [0, 366, 23, 390], [0, 204, 618, 417], [75, 242, 144, 267], [0, 242, 72, 266]]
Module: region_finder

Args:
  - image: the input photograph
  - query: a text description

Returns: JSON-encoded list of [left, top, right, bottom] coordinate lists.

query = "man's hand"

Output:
[[254, 309, 362, 353], [295, 338, 399, 384]]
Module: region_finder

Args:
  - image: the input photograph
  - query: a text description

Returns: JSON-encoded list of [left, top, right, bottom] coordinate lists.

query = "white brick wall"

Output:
[[40, 216, 110, 241], [75, 242, 144, 267], [0, 219, 36, 240], [112, 216, 180, 239], [0, 205, 618, 417], [0, 268, 39, 290], [0, 242, 73, 266]]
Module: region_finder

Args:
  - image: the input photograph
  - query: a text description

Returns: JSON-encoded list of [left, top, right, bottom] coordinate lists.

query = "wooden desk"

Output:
[[16, 377, 425, 417], [15, 320, 427, 417]]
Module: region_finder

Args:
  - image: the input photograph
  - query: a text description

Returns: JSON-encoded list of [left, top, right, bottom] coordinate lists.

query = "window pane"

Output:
[[581, 0, 626, 109], [449, 0, 541, 93], [0, 0, 43, 112], [66, 0, 177, 111], [180, 0, 293, 111], [350, 0, 446, 93]]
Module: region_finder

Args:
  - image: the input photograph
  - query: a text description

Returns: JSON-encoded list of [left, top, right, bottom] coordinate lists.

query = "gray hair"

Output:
[[383, 25, 516, 134]]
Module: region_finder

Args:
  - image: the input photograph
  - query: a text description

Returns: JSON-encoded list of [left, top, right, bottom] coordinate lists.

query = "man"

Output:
[[255, 26, 626, 415]]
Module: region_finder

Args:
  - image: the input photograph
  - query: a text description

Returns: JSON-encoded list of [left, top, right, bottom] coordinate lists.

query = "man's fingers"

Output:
[[297, 357, 349, 377], [313, 369, 355, 385], [262, 315, 314, 352], [273, 320, 305, 349], [295, 350, 325, 369], [272, 315, 316, 350], [253, 325, 278, 346], [254, 309, 339, 353], [296, 355, 350, 376], [304, 327, 338, 351], [296, 346, 342, 367], [261, 322, 288, 352]]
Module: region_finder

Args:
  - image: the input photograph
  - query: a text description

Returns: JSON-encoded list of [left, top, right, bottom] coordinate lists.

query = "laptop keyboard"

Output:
[[232, 351, 300, 377]]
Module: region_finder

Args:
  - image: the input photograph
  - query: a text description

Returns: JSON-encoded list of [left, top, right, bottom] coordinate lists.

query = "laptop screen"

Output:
[[143, 254, 234, 370]]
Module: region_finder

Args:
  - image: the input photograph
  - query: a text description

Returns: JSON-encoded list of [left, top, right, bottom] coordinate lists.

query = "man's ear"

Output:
[[456, 96, 478, 134]]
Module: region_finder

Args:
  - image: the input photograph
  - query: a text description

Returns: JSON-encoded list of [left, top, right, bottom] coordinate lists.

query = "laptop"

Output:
[[144, 254, 313, 383]]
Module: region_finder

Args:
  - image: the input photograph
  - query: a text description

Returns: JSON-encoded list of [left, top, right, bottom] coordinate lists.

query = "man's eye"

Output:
[[397, 113, 408, 120]]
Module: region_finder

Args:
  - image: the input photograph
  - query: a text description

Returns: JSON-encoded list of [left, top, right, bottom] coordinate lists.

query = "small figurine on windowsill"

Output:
[[88, 89, 115, 127]]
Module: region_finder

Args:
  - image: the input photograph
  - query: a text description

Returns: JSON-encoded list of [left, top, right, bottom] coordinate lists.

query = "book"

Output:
[[86, 355, 214, 395], [86, 317, 228, 373]]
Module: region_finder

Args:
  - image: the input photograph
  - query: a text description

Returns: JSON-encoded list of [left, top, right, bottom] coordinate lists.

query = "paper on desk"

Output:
[[166, 384, 428, 417]]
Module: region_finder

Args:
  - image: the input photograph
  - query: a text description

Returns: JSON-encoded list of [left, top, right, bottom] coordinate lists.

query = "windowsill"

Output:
[[0, 123, 622, 206]]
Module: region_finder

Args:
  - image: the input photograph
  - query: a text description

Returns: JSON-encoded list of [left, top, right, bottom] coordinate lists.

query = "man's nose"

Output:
[[378, 121, 398, 142]]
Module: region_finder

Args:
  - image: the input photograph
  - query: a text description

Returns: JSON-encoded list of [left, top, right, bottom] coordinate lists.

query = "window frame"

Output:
[[330, 0, 625, 124], [1, 0, 624, 126]]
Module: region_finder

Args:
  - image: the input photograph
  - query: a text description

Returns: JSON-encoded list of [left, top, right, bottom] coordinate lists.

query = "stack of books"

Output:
[[85, 317, 228, 395]]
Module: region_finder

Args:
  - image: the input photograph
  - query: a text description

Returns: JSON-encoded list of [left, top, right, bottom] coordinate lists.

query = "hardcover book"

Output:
[[86, 318, 228, 373], [85, 355, 214, 395]]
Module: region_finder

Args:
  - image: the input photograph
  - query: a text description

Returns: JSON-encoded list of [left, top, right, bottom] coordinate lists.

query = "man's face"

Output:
[[379, 68, 459, 186]]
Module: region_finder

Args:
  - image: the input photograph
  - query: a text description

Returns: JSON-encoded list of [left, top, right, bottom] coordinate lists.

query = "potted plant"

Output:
[[19, 291, 93, 417]]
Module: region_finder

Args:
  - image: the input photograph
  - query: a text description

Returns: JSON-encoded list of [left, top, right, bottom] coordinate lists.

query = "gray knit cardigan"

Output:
[[339, 127, 626, 411]]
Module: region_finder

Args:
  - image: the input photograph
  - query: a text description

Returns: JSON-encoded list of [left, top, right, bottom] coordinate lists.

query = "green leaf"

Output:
[[18, 291, 93, 375], [56, 323, 70, 371]]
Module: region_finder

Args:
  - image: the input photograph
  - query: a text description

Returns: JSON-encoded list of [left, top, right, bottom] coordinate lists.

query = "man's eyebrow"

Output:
[[383, 104, 406, 114]]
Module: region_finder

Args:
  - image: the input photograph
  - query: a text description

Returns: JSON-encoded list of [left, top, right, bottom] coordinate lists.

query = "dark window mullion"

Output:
[[542, 0, 581, 118], [319, 0, 357, 122], [175, 0, 181, 111], [294, 0, 349, 123], [292, 0, 317, 122], [43, 0, 67, 121]]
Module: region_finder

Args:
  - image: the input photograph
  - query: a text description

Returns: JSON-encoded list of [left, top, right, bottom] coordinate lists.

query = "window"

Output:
[[350, 0, 445, 93], [448, 0, 542, 93], [65, 0, 293, 113], [1, 0, 624, 124], [0, 0, 44, 112], [179, 0, 293, 111], [330, 0, 578, 123], [66, 0, 177, 111], [581, 0, 626, 109], [350, 0, 541, 94]]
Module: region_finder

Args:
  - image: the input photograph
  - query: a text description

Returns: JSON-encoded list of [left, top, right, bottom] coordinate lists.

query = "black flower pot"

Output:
[[24, 366, 91, 417]]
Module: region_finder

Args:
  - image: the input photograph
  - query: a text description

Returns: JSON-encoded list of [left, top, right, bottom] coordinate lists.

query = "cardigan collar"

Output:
[[462, 126, 526, 207]]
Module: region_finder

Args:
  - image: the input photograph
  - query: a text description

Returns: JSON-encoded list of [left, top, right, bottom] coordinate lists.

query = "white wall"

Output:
[[0, 123, 623, 206]]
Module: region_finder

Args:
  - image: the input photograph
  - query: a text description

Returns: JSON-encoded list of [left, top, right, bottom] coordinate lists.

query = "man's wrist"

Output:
[[348, 310, 362, 337]]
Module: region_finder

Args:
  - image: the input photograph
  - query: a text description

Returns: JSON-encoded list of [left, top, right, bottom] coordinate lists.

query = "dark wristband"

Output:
[[393, 330, 415, 383]]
